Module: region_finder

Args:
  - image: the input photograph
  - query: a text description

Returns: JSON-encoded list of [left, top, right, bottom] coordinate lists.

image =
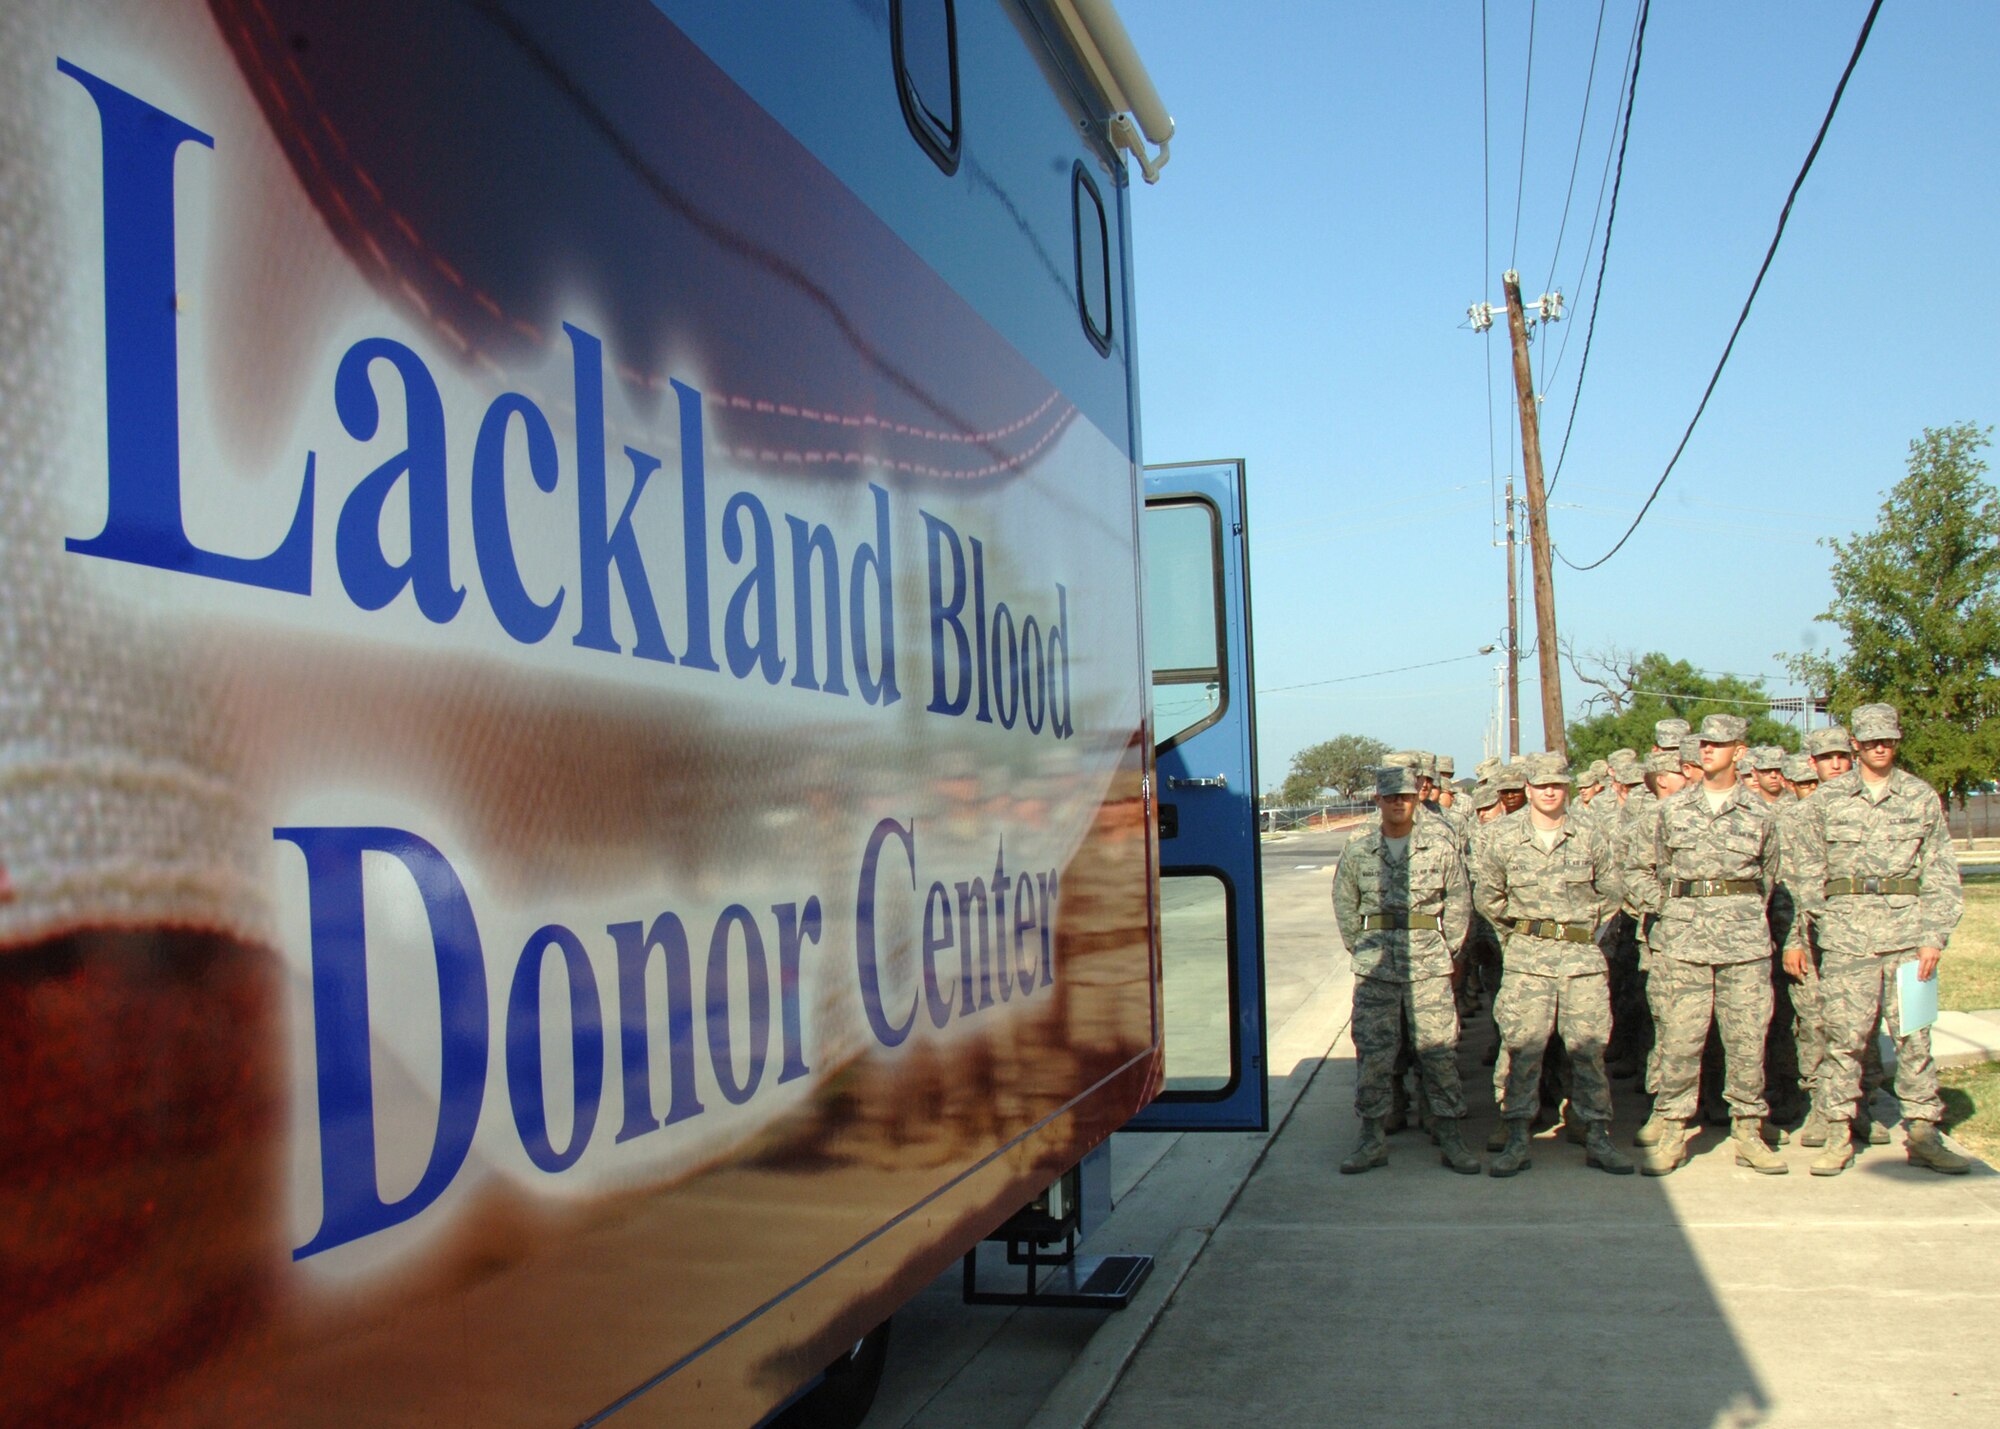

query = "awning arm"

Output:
[[1049, 0, 1175, 182]]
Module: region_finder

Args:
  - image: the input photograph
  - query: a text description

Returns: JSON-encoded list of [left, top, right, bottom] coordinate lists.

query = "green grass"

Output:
[[1940, 1060, 2000, 1163], [1945, 879, 2000, 1013]]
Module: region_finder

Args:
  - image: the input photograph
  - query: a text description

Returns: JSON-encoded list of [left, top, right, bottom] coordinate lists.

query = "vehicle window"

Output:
[[1073, 163, 1111, 353], [1144, 499, 1225, 751], [893, 0, 959, 174]]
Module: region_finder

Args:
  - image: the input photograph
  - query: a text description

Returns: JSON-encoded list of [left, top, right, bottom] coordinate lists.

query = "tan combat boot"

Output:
[[1640, 1120, 1691, 1176], [1633, 1110, 1672, 1147], [1488, 1120, 1533, 1177], [1731, 1119, 1788, 1175], [1905, 1121, 1971, 1176], [1583, 1122, 1635, 1175], [1436, 1118, 1482, 1175], [1340, 1117, 1388, 1175], [1809, 1123, 1854, 1176], [1796, 1105, 1830, 1147]]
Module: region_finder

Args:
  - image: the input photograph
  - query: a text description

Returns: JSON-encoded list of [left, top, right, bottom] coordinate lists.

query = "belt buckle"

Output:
[[1862, 876, 1883, 895]]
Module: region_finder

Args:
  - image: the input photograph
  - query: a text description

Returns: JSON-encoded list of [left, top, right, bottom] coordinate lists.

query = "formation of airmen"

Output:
[[1329, 703, 1969, 1178]]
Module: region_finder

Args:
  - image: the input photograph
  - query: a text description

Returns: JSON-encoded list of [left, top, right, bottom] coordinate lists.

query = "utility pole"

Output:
[[1504, 477, 1520, 758], [1502, 270, 1566, 757]]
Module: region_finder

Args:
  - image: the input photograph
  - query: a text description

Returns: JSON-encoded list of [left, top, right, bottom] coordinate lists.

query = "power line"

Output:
[[1260, 651, 1494, 695], [1559, 0, 1885, 573], [1541, 0, 1612, 302], [1482, 0, 1499, 532], [1545, 0, 1649, 501], [1544, 1, 1642, 393], [1509, 0, 1539, 268]]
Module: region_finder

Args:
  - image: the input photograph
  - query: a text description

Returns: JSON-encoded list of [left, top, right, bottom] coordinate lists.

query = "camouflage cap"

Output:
[[1523, 753, 1574, 786], [1677, 736, 1702, 765], [1382, 749, 1422, 769], [1805, 726, 1854, 757], [1471, 781, 1501, 811], [1608, 752, 1644, 784], [1436, 754, 1455, 779], [1783, 753, 1818, 784], [1584, 759, 1610, 786], [1610, 747, 1639, 764], [1851, 703, 1902, 741], [1644, 750, 1681, 776], [1375, 765, 1420, 796], [1495, 763, 1529, 792], [1750, 744, 1787, 771], [1474, 756, 1502, 781], [1698, 713, 1749, 744], [1653, 717, 1691, 749]]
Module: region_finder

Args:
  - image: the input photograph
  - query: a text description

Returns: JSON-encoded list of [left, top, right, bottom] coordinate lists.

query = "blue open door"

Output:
[[1126, 460, 1268, 1132]]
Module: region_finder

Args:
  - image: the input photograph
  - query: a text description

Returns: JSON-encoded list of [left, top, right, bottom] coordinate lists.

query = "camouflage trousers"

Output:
[[1493, 968, 1612, 1124], [1816, 950, 1943, 1124], [1787, 955, 1829, 1095], [1641, 936, 1671, 1094], [1352, 973, 1467, 1120], [1653, 955, 1771, 1121]]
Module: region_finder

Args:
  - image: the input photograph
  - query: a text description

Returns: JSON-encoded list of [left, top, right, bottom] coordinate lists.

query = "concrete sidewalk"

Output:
[[1935, 1008, 2000, 1068]]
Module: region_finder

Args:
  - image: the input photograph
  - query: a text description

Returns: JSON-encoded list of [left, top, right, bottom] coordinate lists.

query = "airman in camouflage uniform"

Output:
[[1475, 754, 1633, 1176], [1332, 766, 1480, 1174], [1603, 750, 1651, 1077], [1625, 748, 1687, 1107], [1748, 745, 1794, 807], [1776, 741, 1831, 1140], [1652, 718, 1692, 760], [1782, 704, 1969, 1175], [1626, 714, 1787, 1175], [1785, 727, 1887, 1148]]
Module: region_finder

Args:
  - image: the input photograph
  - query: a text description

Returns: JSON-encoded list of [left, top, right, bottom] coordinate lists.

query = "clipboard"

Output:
[[1896, 959, 1940, 1038]]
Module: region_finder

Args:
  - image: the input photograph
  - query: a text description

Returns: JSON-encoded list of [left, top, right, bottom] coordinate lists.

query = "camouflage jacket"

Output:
[[1770, 798, 1810, 952], [1626, 781, 1779, 966], [1613, 785, 1659, 918], [1473, 812, 1619, 976], [1779, 767, 1961, 960], [1332, 811, 1471, 982]]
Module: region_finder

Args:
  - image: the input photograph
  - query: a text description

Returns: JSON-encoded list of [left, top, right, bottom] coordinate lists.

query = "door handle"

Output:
[[1166, 775, 1227, 789]]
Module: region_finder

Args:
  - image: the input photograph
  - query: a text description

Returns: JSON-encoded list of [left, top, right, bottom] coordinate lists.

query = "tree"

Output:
[[1786, 423, 2000, 804], [1566, 654, 1798, 767], [1279, 734, 1390, 805]]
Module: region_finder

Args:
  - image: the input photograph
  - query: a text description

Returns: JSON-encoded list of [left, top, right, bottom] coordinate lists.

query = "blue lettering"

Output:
[[1013, 873, 1040, 991], [471, 392, 565, 643], [851, 485, 899, 707], [786, 516, 846, 694], [705, 905, 770, 1105], [956, 878, 992, 1013], [722, 492, 783, 684], [1049, 586, 1072, 739], [568, 325, 674, 662], [278, 827, 487, 1260], [922, 511, 970, 716], [674, 380, 721, 672], [505, 925, 605, 1174], [60, 60, 314, 593], [609, 915, 706, 1143], [1021, 615, 1045, 734], [991, 602, 1019, 729], [921, 883, 957, 1029], [333, 338, 464, 622], [857, 818, 919, 1048], [773, 898, 820, 1085]]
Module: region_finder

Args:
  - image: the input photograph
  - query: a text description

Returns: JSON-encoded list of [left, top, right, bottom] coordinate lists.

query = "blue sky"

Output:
[[1116, 1, 1999, 793]]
